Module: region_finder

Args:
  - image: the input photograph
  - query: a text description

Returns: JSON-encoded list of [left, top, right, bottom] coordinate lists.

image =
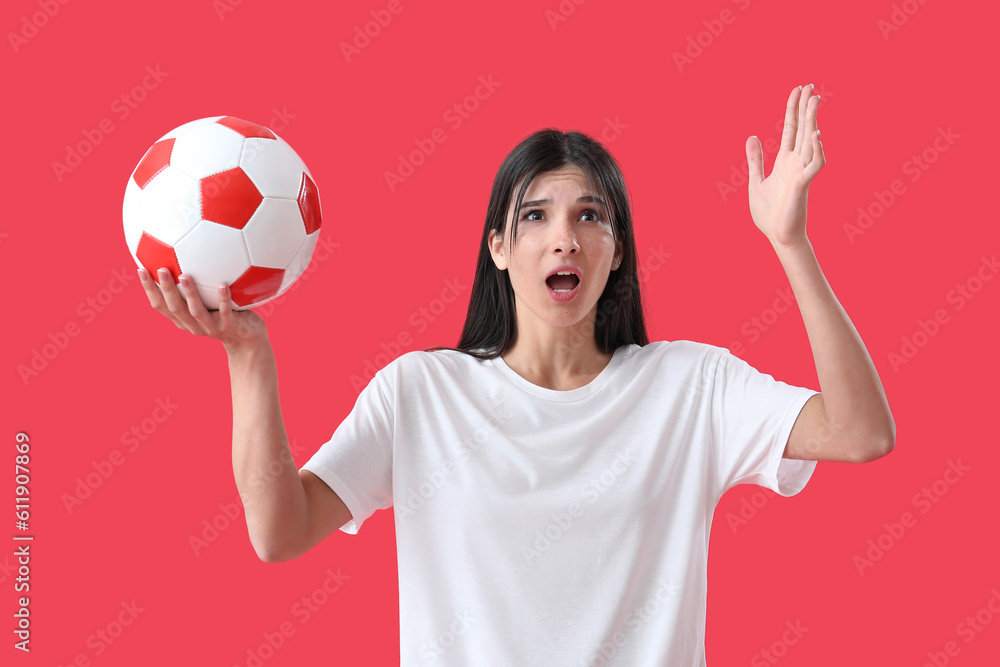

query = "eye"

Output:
[[519, 207, 605, 222]]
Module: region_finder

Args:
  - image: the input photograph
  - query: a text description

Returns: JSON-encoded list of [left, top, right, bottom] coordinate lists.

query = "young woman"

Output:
[[140, 84, 895, 665]]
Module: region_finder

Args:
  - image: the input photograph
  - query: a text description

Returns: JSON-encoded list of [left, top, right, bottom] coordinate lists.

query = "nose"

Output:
[[550, 216, 580, 255]]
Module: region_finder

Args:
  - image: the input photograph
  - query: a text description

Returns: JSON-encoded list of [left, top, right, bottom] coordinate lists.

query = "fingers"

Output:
[[138, 268, 169, 316], [797, 84, 819, 166], [794, 84, 812, 154], [158, 269, 203, 332], [178, 274, 220, 336], [139, 267, 186, 330], [803, 131, 827, 182], [138, 266, 241, 340], [779, 86, 801, 152], [745, 136, 764, 188], [780, 83, 822, 170], [217, 284, 234, 331]]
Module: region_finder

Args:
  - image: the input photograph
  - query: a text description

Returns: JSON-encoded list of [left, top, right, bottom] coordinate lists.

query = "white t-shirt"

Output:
[[301, 340, 819, 666]]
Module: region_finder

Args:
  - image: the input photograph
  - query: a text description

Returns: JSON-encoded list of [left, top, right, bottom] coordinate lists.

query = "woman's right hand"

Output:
[[138, 267, 269, 354]]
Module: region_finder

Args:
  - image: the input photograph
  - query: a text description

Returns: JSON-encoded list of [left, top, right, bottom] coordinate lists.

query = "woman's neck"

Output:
[[500, 338, 613, 391]]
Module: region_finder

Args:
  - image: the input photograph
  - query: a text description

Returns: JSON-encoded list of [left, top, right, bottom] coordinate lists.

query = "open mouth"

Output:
[[545, 271, 581, 301], [545, 272, 580, 293]]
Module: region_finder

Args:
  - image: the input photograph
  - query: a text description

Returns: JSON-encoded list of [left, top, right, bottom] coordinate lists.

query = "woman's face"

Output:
[[488, 164, 623, 334]]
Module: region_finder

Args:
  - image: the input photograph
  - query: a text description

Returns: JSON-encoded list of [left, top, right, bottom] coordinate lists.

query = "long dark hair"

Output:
[[427, 128, 649, 360]]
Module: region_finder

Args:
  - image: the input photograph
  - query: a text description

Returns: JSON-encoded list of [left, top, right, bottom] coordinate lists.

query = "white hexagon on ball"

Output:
[[174, 220, 251, 309], [122, 177, 143, 253], [168, 122, 246, 180], [240, 137, 309, 197], [138, 166, 201, 245], [156, 116, 224, 142], [280, 231, 320, 292], [243, 198, 307, 269]]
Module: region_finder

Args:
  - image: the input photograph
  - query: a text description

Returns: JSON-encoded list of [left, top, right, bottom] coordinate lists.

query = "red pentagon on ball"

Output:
[[297, 173, 322, 234], [133, 138, 175, 189], [200, 167, 262, 229], [136, 232, 181, 284], [229, 266, 285, 307]]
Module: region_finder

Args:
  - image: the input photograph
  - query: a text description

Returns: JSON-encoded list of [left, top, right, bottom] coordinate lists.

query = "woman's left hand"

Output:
[[745, 84, 826, 248]]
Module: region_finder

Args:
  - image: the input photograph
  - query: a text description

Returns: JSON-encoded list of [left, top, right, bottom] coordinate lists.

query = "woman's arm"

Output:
[[770, 239, 895, 463], [744, 85, 896, 463], [140, 269, 349, 561], [227, 339, 353, 561], [226, 338, 312, 561]]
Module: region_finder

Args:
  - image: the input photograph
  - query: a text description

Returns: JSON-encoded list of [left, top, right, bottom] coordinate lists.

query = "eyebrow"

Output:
[[518, 195, 608, 209]]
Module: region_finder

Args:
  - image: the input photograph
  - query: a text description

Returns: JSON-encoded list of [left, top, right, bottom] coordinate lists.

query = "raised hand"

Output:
[[745, 84, 827, 248]]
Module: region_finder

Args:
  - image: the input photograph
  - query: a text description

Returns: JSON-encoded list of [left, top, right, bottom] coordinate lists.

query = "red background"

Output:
[[3, 0, 997, 665]]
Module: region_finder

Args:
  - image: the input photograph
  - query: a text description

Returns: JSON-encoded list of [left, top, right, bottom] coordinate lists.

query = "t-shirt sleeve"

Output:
[[711, 348, 820, 498], [299, 370, 394, 535]]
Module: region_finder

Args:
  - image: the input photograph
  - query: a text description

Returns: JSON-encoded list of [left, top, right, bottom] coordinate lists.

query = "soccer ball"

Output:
[[122, 116, 323, 310]]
